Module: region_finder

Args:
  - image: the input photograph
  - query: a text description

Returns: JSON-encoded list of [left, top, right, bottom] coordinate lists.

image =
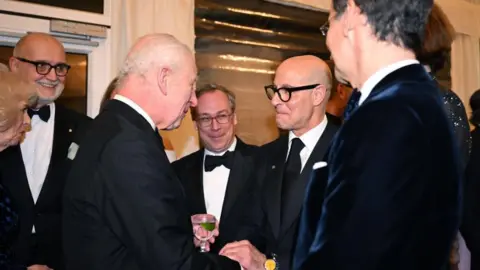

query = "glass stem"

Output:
[[200, 240, 207, 252]]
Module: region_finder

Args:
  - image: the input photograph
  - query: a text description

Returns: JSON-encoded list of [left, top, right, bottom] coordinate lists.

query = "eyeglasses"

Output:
[[16, 57, 71, 77], [196, 113, 233, 128], [319, 21, 329, 36], [264, 84, 320, 102]]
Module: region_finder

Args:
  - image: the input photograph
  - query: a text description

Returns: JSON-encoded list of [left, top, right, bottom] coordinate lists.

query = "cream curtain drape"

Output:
[[110, 0, 199, 158]]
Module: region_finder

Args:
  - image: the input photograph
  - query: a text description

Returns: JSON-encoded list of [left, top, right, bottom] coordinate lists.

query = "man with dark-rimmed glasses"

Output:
[[173, 83, 262, 256], [0, 32, 90, 270], [219, 55, 339, 270]]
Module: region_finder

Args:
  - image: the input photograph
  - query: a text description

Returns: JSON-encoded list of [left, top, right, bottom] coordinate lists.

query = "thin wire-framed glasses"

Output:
[[196, 112, 233, 128], [15, 57, 71, 77], [264, 84, 320, 102]]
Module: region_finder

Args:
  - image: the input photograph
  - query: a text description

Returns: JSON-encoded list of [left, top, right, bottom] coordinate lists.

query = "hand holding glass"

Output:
[[191, 214, 217, 252]]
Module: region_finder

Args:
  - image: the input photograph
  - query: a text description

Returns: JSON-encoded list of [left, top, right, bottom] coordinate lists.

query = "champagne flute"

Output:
[[191, 214, 217, 252]]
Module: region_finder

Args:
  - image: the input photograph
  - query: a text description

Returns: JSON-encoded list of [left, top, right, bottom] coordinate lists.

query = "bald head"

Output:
[[271, 55, 332, 135], [9, 33, 67, 108], [13, 32, 65, 59], [276, 55, 332, 91]]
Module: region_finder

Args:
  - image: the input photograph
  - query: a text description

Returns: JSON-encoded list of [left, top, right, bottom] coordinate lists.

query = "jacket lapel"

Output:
[[36, 105, 74, 207], [279, 122, 338, 237], [0, 146, 35, 208], [189, 150, 207, 214], [220, 140, 252, 221], [265, 135, 289, 238]]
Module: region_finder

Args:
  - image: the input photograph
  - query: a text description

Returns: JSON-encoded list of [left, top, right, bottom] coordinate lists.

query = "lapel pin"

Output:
[[68, 128, 72, 133], [271, 165, 276, 169]]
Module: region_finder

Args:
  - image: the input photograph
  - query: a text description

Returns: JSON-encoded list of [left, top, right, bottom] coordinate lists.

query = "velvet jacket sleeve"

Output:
[[303, 100, 460, 269]]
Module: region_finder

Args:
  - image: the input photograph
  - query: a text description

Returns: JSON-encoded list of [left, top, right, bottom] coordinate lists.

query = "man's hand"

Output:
[[219, 240, 266, 270], [192, 221, 219, 252], [27, 265, 53, 270]]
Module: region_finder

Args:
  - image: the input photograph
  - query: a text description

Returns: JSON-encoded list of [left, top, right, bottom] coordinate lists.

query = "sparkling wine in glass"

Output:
[[191, 214, 217, 252]]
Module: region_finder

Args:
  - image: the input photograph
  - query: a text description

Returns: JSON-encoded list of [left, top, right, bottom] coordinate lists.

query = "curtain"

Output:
[[110, 0, 199, 159]]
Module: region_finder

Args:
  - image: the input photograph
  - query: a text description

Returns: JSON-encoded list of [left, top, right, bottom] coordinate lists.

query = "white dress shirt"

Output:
[[114, 95, 155, 130], [287, 115, 328, 172], [202, 138, 237, 221], [21, 103, 55, 233], [358, 59, 419, 105]]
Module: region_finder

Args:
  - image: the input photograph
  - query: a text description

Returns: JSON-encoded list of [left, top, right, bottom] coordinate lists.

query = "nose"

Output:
[[210, 119, 220, 131], [45, 68, 58, 81], [190, 91, 198, 108], [270, 91, 281, 107]]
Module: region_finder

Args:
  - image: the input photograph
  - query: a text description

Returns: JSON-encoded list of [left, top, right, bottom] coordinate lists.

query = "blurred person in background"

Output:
[[463, 89, 480, 270], [417, 4, 471, 270]]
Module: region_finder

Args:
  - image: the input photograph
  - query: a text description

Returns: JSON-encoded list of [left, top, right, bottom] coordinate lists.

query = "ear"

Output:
[[157, 67, 171, 96], [9, 56, 18, 72], [312, 85, 327, 106], [233, 112, 238, 126]]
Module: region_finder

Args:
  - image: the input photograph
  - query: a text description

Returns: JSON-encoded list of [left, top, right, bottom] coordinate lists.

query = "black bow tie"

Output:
[[204, 151, 233, 172], [27, 106, 51, 122]]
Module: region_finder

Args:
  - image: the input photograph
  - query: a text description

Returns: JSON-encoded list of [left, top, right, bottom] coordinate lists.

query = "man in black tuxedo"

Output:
[[293, 0, 461, 269], [62, 34, 238, 270], [219, 55, 339, 270], [0, 33, 91, 270], [173, 84, 260, 253]]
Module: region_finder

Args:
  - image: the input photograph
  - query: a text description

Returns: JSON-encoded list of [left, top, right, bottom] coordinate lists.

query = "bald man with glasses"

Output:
[[219, 55, 339, 270], [0, 33, 91, 270], [172, 84, 262, 254]]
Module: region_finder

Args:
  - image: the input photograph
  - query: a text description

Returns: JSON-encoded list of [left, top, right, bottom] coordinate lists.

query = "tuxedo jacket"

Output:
[[294, 64, 461, 270], [172, 138, 260, 253], [249, 121, 339, 270], [62, 100, 238, 270], [0, 103, 91, 270]]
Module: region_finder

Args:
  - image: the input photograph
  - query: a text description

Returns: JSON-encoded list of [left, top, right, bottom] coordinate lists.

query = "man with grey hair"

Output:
[[62, 34, 238, 270], [173, 84, 262, 254], [219, 55, 339, 270]]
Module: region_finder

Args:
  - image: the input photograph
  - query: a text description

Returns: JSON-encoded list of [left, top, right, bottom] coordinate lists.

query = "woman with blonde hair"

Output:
[[0, 71, 43, 270]]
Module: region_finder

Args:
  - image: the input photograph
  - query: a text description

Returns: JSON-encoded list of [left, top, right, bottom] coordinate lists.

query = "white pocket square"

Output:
[[313, 161, 328, 170], [67, 142, 79, 160]]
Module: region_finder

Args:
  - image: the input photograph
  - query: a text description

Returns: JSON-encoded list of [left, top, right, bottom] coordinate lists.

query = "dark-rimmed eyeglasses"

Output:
[[319, 21, 329, 36], [16, 57, 71, 77], [265, 84, 320, 102], [195, 112, 233, 128]]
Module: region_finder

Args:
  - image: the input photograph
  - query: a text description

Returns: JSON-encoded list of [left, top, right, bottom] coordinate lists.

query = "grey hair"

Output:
[[117, 34, 192, 85], [191, 84, 236, 119]]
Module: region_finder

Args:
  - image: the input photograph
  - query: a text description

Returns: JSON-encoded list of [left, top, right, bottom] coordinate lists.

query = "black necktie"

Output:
[[27, 106, 51, 122], [204, 151, 233, 172], [343, 89, 361, 121], [281, 138, 304, 222]]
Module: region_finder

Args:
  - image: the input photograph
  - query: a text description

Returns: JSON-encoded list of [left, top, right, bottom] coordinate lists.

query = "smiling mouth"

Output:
[[37, 82, 57, 88]]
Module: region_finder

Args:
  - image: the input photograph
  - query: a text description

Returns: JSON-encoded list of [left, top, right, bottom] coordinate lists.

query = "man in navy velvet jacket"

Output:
[[293, 0, 462, 269]]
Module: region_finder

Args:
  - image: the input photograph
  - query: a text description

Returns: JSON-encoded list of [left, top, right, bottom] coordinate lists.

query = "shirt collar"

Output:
[[358, 59, 419, 105], [204, 137, 237, 157], [288, 115, 328, 153], [113, 94, 156, 130]]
